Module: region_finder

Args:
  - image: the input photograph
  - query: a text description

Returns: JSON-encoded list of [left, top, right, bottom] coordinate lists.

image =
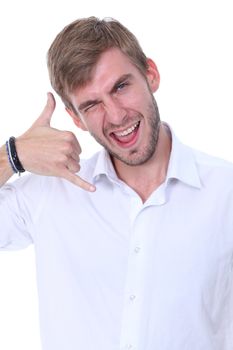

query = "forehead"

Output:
[[74, 48, 142, 96], [91, 47, 137, 78]]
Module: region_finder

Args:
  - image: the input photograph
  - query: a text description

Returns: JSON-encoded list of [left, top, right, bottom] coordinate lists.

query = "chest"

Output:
[[32, 183, 233, 285]]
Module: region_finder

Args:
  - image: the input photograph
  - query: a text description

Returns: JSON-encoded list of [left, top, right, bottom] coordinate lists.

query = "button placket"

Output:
[[134, 246, 141, 254], [125, 344, 133, 350], [119, 198, 145, 350]]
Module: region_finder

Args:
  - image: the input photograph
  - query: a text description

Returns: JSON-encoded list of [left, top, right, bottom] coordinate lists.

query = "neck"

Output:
[[112, 124, 172, 202]]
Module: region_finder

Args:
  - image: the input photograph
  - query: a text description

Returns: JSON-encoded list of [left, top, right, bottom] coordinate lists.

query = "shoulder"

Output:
[[192, 147, 233, 173], [191, 147, 233, 190], [193, 147, 233, 169]]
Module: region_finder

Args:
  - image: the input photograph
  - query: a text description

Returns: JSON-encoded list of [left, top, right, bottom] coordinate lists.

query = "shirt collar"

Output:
[[165, 124, 202, 189], [92, 148, 119, 184], [92, 123, 202, 189]]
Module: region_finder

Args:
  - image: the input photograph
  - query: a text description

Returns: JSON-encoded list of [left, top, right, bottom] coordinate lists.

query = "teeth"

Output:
[[114, 122, 139, 137]]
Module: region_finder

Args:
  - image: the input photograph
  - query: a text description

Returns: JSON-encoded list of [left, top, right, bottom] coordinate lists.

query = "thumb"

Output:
[[32, 92, 56, 127]]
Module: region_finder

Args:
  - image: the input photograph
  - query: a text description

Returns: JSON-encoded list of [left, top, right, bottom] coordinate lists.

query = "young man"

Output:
[[0, 17, 233, 350]]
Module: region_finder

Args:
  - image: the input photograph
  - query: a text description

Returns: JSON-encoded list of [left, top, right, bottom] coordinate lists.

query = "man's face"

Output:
[[69, 48, 161, 166]]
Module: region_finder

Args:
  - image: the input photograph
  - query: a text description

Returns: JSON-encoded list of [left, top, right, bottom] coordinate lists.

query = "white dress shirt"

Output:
[[0, 125, 233, 350]]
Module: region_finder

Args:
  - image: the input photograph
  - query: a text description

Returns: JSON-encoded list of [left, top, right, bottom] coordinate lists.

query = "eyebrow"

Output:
[[78, 98, 101, 112], [78, 74, 133, 112], [109, 73, 133, 94]]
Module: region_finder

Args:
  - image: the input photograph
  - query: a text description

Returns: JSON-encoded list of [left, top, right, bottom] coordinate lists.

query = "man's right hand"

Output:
[[14, 93, 96, 192]]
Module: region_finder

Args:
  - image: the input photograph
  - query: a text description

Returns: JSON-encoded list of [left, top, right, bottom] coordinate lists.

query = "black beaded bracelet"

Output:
[[7, 137, 25, 174], [6, 140, 18, 173]]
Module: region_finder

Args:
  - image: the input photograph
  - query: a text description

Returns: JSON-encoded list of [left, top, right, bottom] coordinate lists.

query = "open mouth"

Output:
[[110, 121, 140, 147]]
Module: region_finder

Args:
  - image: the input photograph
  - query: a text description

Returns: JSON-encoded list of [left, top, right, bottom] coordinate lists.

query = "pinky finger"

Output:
[[62, 170, 96, 192]]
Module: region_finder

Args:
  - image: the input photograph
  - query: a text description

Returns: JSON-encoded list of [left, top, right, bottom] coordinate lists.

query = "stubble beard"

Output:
[[91, 94, 161, 166]]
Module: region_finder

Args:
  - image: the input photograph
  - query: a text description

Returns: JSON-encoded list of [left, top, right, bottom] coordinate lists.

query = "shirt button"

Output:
[[130, 294, 136, 301], [134, 246, 141, 253], [125, 344, 133, 349]]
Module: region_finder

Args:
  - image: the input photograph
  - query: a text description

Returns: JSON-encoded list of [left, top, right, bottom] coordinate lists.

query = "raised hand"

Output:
[[16, 93, 96, 192]]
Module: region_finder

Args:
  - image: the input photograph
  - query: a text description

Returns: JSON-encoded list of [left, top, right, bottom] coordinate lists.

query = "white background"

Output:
[[0, 0, 232, 348]]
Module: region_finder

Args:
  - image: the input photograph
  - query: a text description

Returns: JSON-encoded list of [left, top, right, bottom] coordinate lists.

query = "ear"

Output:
[[65, 107, 88, 131], [146, 58, 160, 93]]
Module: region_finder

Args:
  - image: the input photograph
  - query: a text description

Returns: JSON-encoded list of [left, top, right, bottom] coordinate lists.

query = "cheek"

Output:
[[86, 118, 104, 136], [124, 87, 151, 111]]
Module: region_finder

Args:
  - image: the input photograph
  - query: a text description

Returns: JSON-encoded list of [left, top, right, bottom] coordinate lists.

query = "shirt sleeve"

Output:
[[0, 181, 33, 250]]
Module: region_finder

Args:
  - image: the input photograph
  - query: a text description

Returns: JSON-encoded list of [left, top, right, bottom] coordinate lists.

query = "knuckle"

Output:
[[75, 164, 81, 172], [63, 131, 75, 142], [72, 161, 80, 172], [56, 154, 68, 165], [62, 142, 73, 154]]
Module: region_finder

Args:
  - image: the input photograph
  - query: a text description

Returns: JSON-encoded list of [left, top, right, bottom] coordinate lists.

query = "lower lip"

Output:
[[110, 123, 140, 148]]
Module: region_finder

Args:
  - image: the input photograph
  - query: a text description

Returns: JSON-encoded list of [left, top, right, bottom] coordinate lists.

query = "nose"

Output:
[[103, 96, 127, 126]]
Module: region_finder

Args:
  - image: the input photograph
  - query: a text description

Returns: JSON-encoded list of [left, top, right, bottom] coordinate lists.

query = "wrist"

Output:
[[5, 137, 25, 175], [0, 145, 14, 186]]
